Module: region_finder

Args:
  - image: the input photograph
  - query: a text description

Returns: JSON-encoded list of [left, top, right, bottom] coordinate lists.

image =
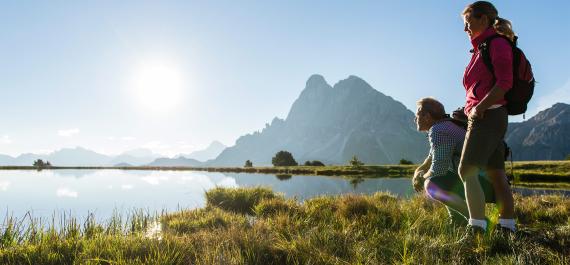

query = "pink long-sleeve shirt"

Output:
[[463, 27, 513, 115]]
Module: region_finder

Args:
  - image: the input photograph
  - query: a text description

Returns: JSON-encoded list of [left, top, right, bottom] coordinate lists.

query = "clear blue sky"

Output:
[[0, 0, 568, 157]]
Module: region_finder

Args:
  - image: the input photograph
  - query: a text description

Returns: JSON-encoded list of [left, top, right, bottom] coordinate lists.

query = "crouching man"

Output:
[[413, 97, 495, 226]]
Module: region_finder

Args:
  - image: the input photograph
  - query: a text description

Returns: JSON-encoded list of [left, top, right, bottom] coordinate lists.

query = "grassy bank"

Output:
[[508, 161, 570, 183], [2, 161, 569, 184], [1, 187, 569, 264]]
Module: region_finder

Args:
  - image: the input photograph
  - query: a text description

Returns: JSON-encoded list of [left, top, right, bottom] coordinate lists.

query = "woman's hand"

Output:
[[469, 105, 485, 120], [413, 170, 426, 193]]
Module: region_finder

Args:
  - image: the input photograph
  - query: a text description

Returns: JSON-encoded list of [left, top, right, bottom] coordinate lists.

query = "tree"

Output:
[[272, 151, 298, 167], [304, 160, 325, 166], [244, 160, 253, 167], [566, 154, 570, 160], [399, 159, 413, 165], [349, 155, 364, 167], [33, 159, 45, 168], [33, 159, 52, 169]]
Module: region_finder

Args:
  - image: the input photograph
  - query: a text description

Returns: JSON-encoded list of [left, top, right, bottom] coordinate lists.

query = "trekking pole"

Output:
[[510, 148, 515, 188]]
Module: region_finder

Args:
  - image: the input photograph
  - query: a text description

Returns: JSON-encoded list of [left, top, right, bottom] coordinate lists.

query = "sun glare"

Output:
[[130, 62, 185, 112]]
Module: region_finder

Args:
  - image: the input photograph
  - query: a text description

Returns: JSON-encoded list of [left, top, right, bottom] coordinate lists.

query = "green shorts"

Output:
[[460, 107, 508, 170]]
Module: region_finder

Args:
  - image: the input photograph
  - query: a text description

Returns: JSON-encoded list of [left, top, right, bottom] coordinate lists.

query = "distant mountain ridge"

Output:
[[146, 156, 203, 167], [506, 103, 570, 160], [0, 147, 161, 167], [177, 141, 226, 162], [0, 143, 224, 167], [210, 75, 429, 166]]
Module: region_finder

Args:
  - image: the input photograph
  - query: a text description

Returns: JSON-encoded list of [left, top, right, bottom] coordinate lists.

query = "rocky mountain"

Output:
[[506, 103, 570, 161], [210, 75, 429, 166], [177, 141, 227, 162]]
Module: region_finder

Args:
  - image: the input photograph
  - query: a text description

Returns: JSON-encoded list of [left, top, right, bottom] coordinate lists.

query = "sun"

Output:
[[130, 61, 185, 112]]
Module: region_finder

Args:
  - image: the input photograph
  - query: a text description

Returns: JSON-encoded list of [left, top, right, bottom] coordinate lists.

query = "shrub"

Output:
[[304, 160, 325, 166], [348, 155, 364, 167], [272, 151, 298, 167], [205, 187, 279, 214], [399, 159, 413, 165]]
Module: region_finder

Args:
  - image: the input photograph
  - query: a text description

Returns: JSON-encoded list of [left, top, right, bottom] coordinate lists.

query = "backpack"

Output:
[[478, 35, 535, 116]]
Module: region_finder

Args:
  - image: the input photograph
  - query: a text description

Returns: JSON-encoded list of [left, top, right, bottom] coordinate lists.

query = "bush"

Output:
[[566, 154, 570, 160], [272, 151, 298, 167], [205, 187, 279, 214], [348, 155, 364, 167], [244, 160, 253, 167], [399, 159, 413, 165], [304, 160, 325, 166]]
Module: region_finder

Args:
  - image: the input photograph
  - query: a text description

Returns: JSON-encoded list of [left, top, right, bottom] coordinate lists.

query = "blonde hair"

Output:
[[463, 1, 516, 42], [416, 97, 446, 120]]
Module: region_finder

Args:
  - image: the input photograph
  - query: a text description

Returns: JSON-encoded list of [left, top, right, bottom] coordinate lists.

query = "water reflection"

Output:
[[275, 174, 292, 181], [0, 169, 567, 221]]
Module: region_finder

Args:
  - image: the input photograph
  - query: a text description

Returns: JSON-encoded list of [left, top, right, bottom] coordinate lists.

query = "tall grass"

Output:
[[1, 187, 569, 264]]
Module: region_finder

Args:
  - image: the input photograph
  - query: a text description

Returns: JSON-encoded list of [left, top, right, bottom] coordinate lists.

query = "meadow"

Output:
[[1, 187, 568, 264]]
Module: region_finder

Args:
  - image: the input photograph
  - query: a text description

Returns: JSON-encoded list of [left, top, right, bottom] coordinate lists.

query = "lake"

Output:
[[1, 169, 568, 221]]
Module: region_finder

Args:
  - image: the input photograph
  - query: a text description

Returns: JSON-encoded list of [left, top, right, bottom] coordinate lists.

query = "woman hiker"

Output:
[[458, 1, 517, 240]]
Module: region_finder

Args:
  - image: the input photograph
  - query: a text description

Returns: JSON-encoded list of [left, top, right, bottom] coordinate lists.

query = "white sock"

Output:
[[468, 218, 487, 231], [499, 218, 517, 231]]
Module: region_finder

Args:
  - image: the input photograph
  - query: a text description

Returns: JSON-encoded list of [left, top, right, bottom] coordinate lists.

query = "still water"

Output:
[[0, 169, 567, 220]]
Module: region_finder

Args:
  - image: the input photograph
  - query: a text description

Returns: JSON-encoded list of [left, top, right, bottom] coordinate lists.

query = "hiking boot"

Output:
[[456, 225, 485, 246]]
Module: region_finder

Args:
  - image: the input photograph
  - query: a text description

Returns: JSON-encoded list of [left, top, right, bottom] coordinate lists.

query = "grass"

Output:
[[1, 187, 569, 264], [507, 161, 570, 183]]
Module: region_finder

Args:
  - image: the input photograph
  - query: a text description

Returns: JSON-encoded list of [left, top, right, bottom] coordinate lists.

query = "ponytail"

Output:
[[494, 17, 516, 42]]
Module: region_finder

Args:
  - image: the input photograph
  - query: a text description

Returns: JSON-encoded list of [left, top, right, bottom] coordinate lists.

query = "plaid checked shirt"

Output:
[[427, 120, 466, 176]]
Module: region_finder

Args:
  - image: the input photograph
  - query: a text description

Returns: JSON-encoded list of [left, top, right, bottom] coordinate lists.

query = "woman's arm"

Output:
[[470, 85, 506, 119]]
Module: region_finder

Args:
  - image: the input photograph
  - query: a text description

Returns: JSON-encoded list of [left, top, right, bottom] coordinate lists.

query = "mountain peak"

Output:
[[334, 75, 374, 91], [530, 102, 570, 123], [206, 141, 226, 149], [306, 74, 329, 88], [215, 74, 429, 166]]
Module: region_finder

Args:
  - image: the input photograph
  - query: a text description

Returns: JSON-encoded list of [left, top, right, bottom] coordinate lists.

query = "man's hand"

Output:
[[412, 170, 425, 192]]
